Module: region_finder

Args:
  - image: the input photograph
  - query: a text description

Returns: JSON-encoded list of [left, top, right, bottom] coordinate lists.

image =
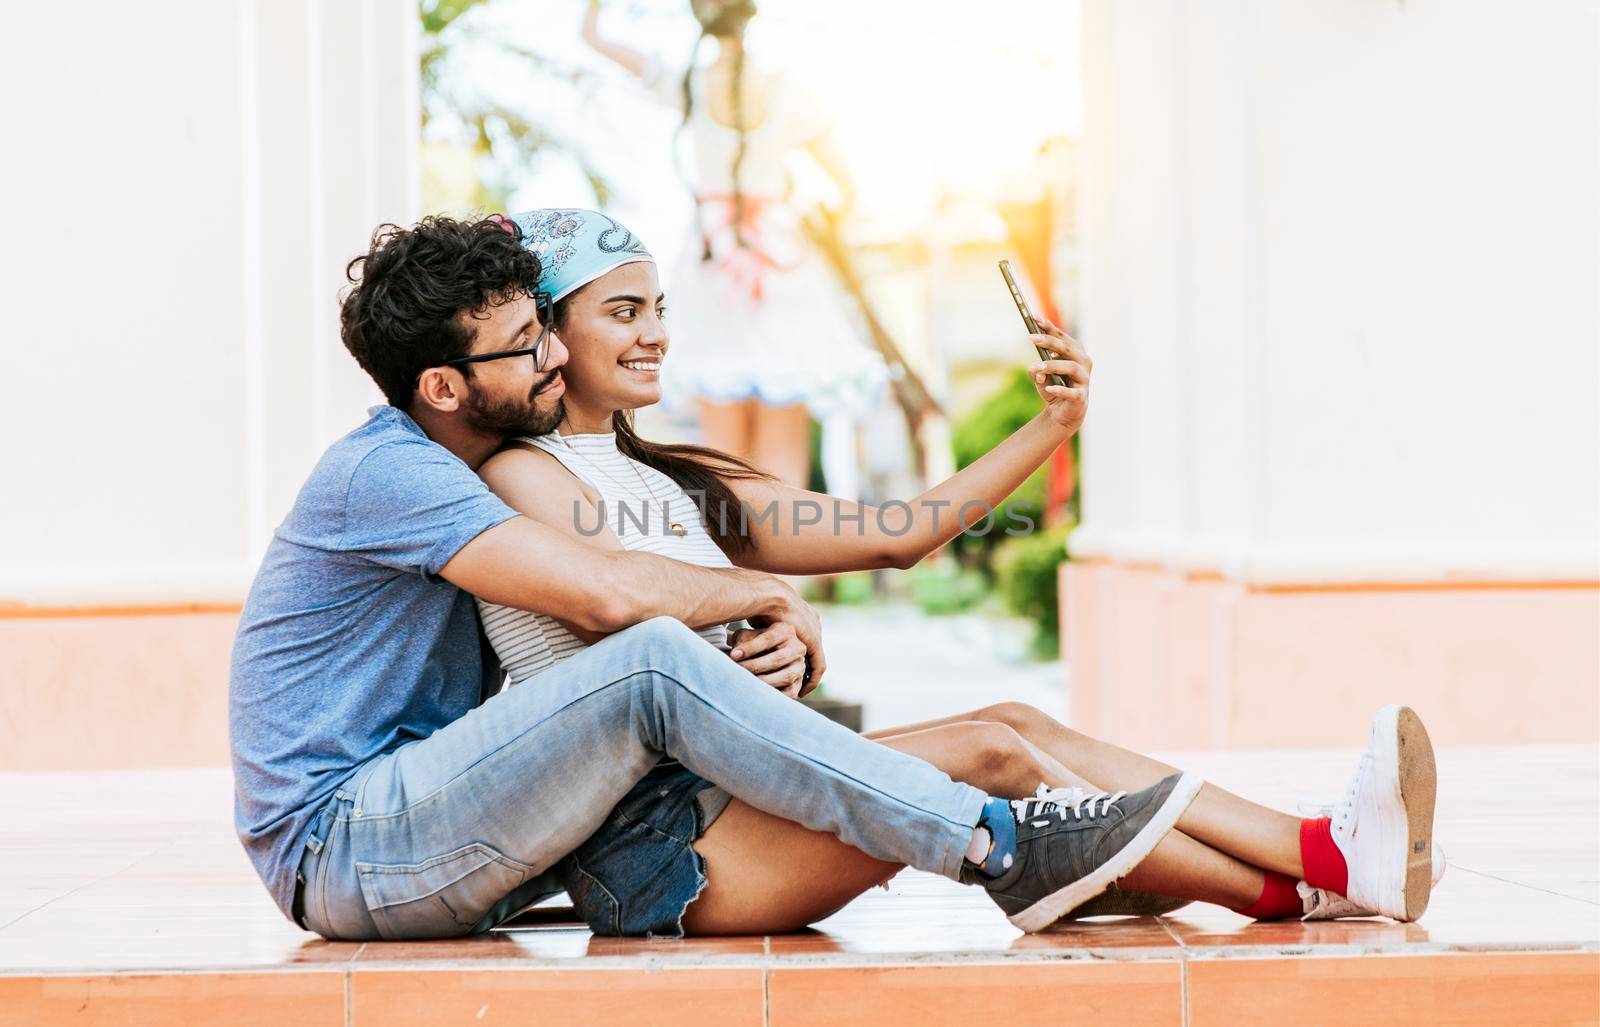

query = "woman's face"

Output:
[[554, 262, 669, 417]]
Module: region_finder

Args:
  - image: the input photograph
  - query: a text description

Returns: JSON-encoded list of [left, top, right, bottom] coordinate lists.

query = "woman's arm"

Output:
[[580, 0, 650, 80], [726, 321, 1091, 576]]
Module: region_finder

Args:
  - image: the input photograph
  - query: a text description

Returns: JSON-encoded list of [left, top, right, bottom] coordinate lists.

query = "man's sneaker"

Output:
[[962, 772, 1203, 933], [1030, 786, 1193, 920], [1327, 705, 1437, 921], [1060, 883, 1193, 920]]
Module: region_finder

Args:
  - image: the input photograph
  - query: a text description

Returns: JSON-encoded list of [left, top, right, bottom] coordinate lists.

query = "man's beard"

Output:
[[462, 370, 565, 438]]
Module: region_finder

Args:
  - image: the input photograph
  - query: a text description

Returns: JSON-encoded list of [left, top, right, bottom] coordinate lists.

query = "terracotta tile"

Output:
[[768, 962, 1183, 1027], [356, 931, 767, 965], [50, 882, 274, 908], [2, 747, 1596, 982], [771, 923, 1182, 958], [768, 898, 1182, 958], [0, 971, 345, 1026], [1187, 953, 1600, 1027], [0, 934, 360, 973], [1165, 875, 1600, 951], [1164, 910, 1431, 950], [354, 936, 542, 964], [1011, 919, 1185, 952], [0, 888, 74, 911], [349, 967, 763, 1024], [577, 934, 767, 960], [767, 923, 1023, 956], [5, 907, 299, 933], [765, 869, 1044, 956]]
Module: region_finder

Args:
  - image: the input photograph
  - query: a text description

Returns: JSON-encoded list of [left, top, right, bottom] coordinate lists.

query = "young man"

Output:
[[233, 215, 1446, 942], [229, 215, 1203, 940]]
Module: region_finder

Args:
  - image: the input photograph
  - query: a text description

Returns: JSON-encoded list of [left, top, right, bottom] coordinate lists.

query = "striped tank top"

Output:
[[477, 431, 740, 687]]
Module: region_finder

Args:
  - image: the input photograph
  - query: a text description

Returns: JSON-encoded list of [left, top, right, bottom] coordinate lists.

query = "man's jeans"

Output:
[[295, 616, 987, 940]]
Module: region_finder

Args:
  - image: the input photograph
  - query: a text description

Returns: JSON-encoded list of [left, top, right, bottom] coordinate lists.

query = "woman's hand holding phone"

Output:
[[998, 259, 1091, 434], [1029, 317, 1092, 434]]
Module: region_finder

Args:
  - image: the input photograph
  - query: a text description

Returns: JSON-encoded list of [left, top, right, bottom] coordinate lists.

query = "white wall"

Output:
[[1075, 0, 1600, 584], [0, 0, 418, 604]]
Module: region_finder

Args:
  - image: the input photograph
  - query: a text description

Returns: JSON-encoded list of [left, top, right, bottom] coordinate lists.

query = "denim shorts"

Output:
[[559, 761, 731, 938]]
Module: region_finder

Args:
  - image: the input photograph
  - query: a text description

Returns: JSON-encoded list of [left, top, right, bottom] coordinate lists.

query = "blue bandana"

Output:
[[506, 208, 655, 302]]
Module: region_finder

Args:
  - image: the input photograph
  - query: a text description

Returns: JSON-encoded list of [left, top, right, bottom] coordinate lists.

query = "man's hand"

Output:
[[728, 624, 808, 698], [1028, 317, 1092, 434]]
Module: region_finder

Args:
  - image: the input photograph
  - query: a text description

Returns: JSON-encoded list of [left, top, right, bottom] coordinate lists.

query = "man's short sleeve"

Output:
[[340, 440, 518, 579]]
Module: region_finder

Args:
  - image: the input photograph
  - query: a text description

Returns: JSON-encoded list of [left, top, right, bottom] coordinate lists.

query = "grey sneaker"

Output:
[[1060, 883, 1193, 920], [1030, 786, 1192, 921], [964, 771, 1203, 933]]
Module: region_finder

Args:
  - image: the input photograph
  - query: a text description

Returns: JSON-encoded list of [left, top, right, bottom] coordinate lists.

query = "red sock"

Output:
[[1235, 871, 1303, 920], [1299, 817, 1348, 894]]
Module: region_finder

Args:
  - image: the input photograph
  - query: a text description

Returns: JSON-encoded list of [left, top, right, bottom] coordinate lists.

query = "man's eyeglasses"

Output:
[[440, 291, 555, 373]]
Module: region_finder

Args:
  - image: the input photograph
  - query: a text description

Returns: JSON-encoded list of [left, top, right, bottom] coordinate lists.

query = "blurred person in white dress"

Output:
[[581, 0, 886, 496]]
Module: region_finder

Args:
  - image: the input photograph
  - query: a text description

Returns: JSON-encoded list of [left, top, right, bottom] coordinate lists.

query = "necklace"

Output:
[[554, 432, 688, 539]]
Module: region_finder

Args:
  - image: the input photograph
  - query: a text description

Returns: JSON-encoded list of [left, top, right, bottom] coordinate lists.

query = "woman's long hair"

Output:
[[552, 294, 773, 560], [613, 409, 770, 559], [681, 0, 758, 260]]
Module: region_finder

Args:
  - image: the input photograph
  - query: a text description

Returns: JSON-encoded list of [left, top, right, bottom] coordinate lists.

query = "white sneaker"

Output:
[[1324, 705, 1437, 921], [1298, 843, 1446, 919], [1295, 796, 1447, 920]]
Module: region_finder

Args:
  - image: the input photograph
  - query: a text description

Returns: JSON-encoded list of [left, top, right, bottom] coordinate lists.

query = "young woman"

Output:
[[580, 0, 885, 492], [477, 208, 1443, 937]]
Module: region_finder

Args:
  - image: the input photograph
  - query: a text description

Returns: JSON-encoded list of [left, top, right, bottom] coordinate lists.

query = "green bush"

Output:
[[909, 560, 990, 615], [993, 521, 1073, 658], [828, 571, 876, 606]]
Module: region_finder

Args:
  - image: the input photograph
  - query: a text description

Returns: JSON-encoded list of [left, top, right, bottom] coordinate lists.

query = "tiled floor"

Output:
[[1, 745, 1596, 1025]]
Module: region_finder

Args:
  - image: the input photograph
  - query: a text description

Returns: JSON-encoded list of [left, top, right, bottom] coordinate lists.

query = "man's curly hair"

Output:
[[340, 215, 542, 408]]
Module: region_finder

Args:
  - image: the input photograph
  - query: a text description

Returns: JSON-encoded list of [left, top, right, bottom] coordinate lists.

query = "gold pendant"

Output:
[[669, 523, 687, 538]]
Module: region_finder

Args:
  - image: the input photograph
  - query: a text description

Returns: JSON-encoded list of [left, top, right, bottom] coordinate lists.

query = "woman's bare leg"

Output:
[[685, 722, 1037, 934], [877, 726, 1263, 908], [748, 401, 810, 488], [874, 703, 1305, 878], [683, 720, 1260, 935], [698, 398, 754, 459]]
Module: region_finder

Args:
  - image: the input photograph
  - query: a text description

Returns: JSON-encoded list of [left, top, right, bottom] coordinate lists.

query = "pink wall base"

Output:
[[1061, 561, 1600, 750], [0, 612, 238, 771], [5, 570, 1595, 771]]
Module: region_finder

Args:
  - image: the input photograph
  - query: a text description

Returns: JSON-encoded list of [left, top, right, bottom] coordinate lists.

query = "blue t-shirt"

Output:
[[230, 406, 518, 918]]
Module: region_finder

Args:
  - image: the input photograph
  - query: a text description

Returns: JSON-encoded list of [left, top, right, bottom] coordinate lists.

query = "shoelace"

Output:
[[1013, 783, 1127, 823], [1032, 782, 1089, 806], [1333, 753, 1372, 831]]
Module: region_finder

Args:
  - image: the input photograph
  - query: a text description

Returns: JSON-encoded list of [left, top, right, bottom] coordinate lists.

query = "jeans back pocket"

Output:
[[356, 842, 531, 940]]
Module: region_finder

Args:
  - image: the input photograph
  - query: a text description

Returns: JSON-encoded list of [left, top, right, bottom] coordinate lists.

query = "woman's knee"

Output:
[[977, 701, 1077, 741], [948, 721, 1036, 792]]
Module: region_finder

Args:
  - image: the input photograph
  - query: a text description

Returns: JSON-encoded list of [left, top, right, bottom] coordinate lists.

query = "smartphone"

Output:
[[998, 259, 1068, 387]]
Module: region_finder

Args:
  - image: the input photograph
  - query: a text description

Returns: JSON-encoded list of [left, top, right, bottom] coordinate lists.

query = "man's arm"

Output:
[[441, 450, 827, 682], [441, 515, 784, 630]]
